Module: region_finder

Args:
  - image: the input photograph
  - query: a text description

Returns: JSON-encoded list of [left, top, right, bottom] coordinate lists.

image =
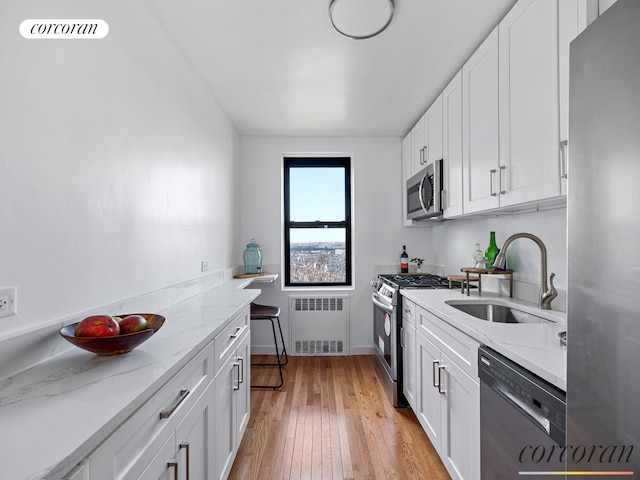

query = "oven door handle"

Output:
[[372, 293, 394, 314]]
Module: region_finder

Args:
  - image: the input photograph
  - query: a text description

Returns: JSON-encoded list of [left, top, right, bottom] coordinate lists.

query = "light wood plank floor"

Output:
[[229, 355, 451, 480]]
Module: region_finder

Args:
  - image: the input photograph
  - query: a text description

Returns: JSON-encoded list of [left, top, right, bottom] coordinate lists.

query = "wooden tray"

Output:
[[234, 272, 267, 279]]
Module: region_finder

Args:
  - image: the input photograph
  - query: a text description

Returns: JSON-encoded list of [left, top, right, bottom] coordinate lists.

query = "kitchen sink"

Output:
[[445, 301, 557, 324]]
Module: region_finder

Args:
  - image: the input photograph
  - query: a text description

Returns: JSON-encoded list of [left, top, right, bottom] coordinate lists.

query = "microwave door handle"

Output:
[[418, 174, 429, 213], [433, 160, 442, 212]]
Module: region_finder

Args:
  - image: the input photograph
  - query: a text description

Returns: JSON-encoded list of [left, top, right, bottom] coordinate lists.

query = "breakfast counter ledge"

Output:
[[401, 289, 567, 391], [0, 286, 260, 480]]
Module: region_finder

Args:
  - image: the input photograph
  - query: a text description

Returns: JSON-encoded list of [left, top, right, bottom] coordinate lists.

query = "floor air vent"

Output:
[[290, 296, 349, 356]]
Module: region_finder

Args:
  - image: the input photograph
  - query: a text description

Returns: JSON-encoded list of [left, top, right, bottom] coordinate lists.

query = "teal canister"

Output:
[[243, 238, 263, 274]]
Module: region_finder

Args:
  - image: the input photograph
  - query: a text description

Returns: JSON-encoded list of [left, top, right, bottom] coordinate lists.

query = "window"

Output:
[[284, 157, 352, 287]]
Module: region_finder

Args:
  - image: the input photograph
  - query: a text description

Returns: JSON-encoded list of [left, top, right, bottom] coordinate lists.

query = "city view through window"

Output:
[[289, 230, 346, 284]]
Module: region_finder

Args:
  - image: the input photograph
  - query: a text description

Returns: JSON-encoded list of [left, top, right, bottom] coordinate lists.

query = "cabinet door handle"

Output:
[[400, 327, 405, 348], [437, 365, 446, 394], [441, 189, 447, 210], [432, 360, 440, 388], [229, 325, 244, 338], [159, 388, 190, 419], [167, 461, 179, 480], [560, 140, 568, 179], [490, 169, 497, 196], [499, 165, 507, 194], [237, 356, 245, 384], [180, 442, 190, 480], [233, 362, 241, 391], [423, 146, 428, 165]]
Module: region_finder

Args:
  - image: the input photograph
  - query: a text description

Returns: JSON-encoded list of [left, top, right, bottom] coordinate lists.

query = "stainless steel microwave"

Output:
[[406, 159, 443, 220]]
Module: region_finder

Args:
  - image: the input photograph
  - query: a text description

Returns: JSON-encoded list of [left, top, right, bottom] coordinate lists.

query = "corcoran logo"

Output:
[[19, 19, 109, 39], [518, 444, 635, 476]]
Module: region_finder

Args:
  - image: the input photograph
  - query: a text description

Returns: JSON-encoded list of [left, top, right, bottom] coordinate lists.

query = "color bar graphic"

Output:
[[519, 472, 635, 476]]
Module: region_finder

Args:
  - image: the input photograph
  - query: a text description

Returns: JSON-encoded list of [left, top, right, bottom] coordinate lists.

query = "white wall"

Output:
[[0, 1, 240, 338], [239, 136, 431, 353]]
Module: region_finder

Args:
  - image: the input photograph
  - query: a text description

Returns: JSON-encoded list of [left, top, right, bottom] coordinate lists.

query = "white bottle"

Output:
[[472, 243, 485, 268]]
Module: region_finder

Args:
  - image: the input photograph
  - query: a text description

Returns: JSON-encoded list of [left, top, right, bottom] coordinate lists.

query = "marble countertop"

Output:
[[400, 289, 567, 390], [0, 286, 260, 480]]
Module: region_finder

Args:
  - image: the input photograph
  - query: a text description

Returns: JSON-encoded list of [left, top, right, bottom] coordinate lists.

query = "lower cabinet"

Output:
[[214, 328, 250, 480], [410, 304, 480, 480], [137, 385, 214, 480], [82, 306, 251, 480]]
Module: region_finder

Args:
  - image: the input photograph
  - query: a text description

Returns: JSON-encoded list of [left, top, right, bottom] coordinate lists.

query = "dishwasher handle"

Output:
[[493, 383, 551, 436]]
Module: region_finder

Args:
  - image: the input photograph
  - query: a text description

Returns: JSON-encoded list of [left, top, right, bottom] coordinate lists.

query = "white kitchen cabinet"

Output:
[[416, 330, 443, 446], [442, 71, 464, 218], [498, 0, 561, 207], [462, 27, 500, 214], [136, 386, 214, 480], [424, 95, 443, 167], [88, 344, 215, 479], [559, 0, 601, 196], [82, 305, 252, 480], [409, 115, 426, 177], [401, 298, 417, 408], [401, 133, 414, 226], [214, 327, 250, 480], [414, 305, 480, 480], [408, 95, 443, 178]]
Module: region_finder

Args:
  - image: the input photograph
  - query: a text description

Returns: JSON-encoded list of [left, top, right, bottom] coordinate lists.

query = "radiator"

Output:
[[289, 296, 349, 356]]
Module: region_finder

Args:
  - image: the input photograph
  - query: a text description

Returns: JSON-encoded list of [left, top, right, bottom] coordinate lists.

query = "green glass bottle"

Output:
[[485, 231, 499, 267]]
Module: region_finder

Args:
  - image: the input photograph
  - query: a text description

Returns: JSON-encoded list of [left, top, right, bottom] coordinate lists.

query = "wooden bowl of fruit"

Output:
[[59, 313, 165, 356]]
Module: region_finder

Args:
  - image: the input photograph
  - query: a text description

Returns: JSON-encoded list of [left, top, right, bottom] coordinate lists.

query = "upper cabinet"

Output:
[[497, 0, 560, 207], [424, 96, 443, 168], [401, 134, 413, 226], [462, 28, 500, 214], [559, 0, 614, 195], [442, 71, 463, 218], [409, 115, 427, 178], [402, 0, 606, 224], [408, 96, 444, 179]]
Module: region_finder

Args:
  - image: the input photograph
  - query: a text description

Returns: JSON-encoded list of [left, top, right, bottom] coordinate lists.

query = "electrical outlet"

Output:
[[201, 261, 209, 273], [0, 287, 17, 318]]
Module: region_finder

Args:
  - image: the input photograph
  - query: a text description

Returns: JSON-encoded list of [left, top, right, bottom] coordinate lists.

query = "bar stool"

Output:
[[250, 302, 288, 389]]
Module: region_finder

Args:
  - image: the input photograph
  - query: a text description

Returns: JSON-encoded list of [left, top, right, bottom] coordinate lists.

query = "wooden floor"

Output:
[[229, 355, 450, 480]]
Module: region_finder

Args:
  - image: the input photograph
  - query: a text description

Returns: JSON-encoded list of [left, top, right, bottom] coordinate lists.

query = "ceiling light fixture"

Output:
[[329, 0, 395, 40]]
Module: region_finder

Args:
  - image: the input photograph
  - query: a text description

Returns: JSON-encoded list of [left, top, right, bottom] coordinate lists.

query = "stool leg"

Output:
[[274, 317, 288, 366], [251, 317, 284, 390]]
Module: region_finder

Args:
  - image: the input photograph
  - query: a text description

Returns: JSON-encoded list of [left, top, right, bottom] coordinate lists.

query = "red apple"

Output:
[[118, 314, 148, 334], [75, 315, 120, 337]]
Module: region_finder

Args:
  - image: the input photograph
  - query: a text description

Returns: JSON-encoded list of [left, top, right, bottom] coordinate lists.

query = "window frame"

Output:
[[283, 156, 353, 288]]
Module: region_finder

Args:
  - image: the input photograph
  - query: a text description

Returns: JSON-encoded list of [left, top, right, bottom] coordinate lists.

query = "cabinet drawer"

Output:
[[417, 306, 480, 379], [402, 298, 416, 326], [88, 344, 213, 480], [214, 306, 249, 375]]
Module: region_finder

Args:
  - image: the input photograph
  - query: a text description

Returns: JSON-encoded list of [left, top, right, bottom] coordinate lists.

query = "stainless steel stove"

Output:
[[378, 273, 455, 289], [372, 273, 468, 407]]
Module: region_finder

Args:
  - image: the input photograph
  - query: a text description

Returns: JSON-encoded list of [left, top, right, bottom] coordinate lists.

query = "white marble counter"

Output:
[[0, 286, 260, 480], [401, 289, 567, 390]]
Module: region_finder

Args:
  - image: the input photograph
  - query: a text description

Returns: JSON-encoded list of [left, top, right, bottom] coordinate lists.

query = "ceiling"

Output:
[[146, 0, 517, 137]]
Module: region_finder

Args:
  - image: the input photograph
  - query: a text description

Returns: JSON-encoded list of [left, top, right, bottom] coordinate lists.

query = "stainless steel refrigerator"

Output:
[[568, 0, 640, 474]]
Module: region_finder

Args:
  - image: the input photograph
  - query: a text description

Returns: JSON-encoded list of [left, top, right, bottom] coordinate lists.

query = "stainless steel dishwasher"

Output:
[[478, 347, 566, 478]]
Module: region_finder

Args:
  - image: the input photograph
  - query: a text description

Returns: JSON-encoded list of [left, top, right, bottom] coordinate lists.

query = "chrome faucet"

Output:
[[492, 233, 557, 310]]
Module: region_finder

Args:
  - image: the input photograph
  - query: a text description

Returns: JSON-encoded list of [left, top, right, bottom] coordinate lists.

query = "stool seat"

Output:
[[249, 302, 288, 389], [251, 303, 281, 319]]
